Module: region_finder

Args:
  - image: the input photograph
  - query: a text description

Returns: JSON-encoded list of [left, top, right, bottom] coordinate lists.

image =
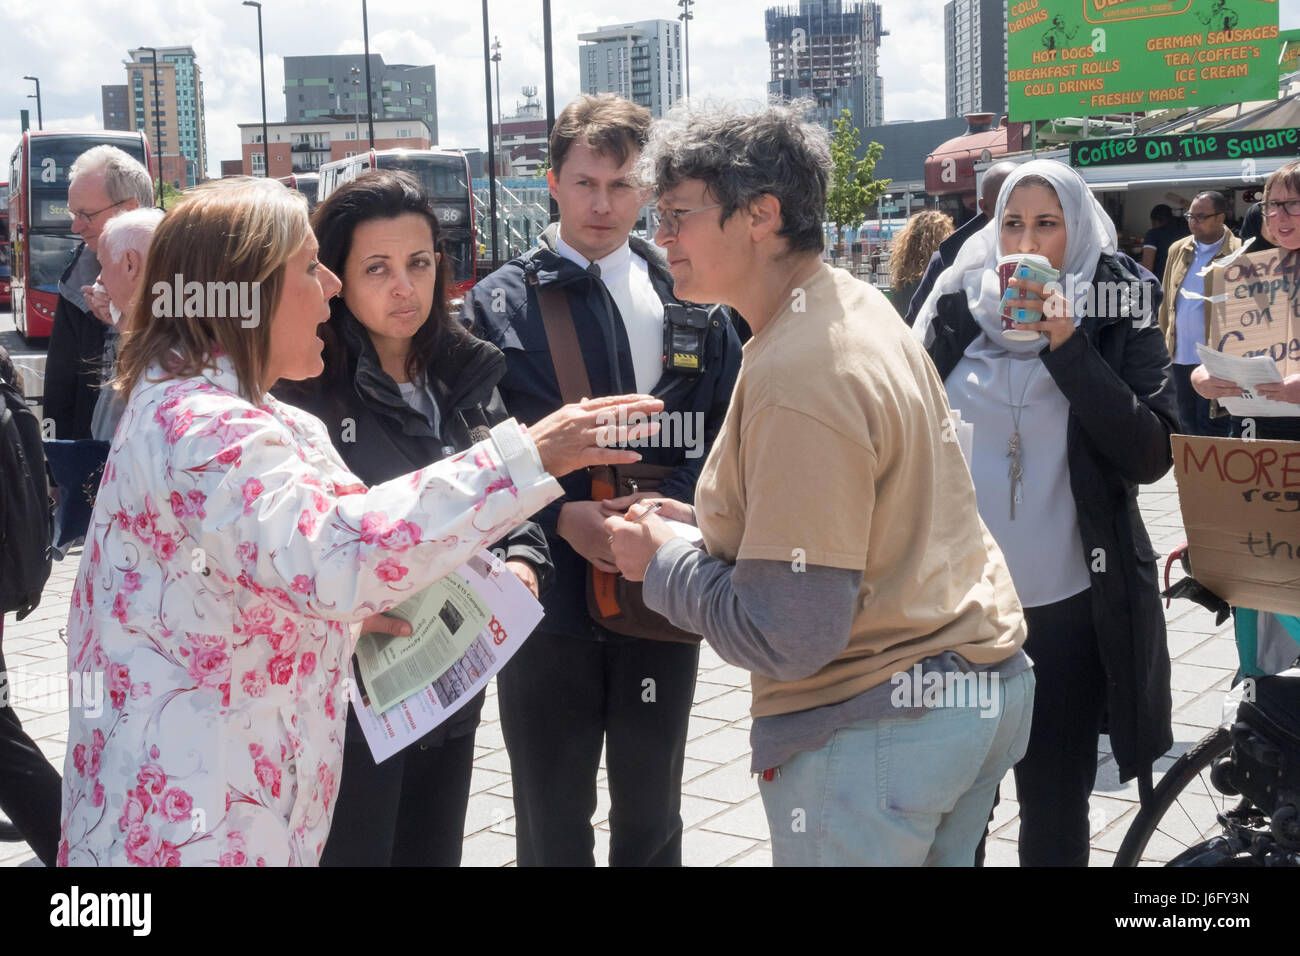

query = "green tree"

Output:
[[159, 182, 184, 210], [825, 109, 891, 254]]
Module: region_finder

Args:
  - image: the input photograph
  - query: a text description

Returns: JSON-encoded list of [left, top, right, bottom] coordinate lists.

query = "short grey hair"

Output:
[[69, 145, 155, 209], [636, 100, 831, 254], [99, 207, 164, 264]]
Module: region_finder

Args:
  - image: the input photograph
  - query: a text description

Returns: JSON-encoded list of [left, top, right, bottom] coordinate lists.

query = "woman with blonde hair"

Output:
[[888, 210, 954, 319], [58, 177, 659, 867], [1195, 159, 1300, 437]]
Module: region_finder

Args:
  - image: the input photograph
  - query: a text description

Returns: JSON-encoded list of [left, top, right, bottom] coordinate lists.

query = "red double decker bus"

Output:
[[277, 172, 319, 210], [6, 130, 151, 339], [0, 181, 10, 309]]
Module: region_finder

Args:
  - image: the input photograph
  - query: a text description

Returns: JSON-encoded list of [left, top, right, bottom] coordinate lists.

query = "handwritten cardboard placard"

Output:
[[1173, 435, 1300, 616], [1208, 248, 1300, 377]]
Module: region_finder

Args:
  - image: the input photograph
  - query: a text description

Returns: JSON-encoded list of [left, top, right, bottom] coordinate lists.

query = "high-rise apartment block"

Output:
[[283, 55, 438, 145], [578, 20, 683, 118], [130, 48, 206, 186], [102, 85, 130, 131], [100, 47, 208, 186], [766, 0, 886, 133], [944, 0, 1008, 119]]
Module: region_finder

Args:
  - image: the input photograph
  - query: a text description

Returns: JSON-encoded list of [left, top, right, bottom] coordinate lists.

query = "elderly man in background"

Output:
[[91, 207, 164, 440], [44, 146, 154, 440]]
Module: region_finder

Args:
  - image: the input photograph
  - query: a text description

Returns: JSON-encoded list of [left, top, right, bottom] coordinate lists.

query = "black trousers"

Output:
[[319, 704, 477, 867], [1013, 588, 1107, 867], [0, 624, 63, 867], [497, 628, 699, 867]]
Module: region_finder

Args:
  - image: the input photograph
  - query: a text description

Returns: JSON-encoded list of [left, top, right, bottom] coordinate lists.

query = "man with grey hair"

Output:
[[605, 100, 1033, 867], [45, 145, 155, 440], [91, 207, 164, 439]]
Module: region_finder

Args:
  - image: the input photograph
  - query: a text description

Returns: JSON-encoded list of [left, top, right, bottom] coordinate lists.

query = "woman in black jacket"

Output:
[[914, 160, 1179, 866], [275, 170, 552, 866]]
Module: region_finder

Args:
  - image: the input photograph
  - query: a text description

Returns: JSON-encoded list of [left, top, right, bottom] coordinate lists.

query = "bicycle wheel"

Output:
[[1114, 727, 1232, 866]]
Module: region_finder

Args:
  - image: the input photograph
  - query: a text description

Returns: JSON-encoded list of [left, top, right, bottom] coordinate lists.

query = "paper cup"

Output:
[[997, 254, 1059, 341]]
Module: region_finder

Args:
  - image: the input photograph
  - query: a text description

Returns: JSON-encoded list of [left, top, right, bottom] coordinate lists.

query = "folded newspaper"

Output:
[[1195, 343, 1300, 418], [350, 550, 545, 763]]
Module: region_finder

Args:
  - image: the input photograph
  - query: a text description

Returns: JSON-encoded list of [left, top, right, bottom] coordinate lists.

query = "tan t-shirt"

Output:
[[694, 263, 1026, 718]]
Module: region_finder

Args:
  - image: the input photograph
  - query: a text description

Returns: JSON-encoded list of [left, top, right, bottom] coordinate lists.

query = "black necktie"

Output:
[[585, 259, 624, 392]]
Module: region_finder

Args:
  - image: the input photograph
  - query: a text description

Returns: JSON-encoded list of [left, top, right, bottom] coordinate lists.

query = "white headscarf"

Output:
[[912, 159, 1117, 355]]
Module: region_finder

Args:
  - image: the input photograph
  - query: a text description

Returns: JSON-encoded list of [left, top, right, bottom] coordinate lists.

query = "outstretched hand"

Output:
[[530, 394, 664, 478]]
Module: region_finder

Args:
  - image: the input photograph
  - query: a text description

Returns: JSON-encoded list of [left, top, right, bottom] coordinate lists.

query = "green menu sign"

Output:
[[1282, 28, 1300, 76], [1008, 0, 1282, 123], [1070, 127, 1300, 168]]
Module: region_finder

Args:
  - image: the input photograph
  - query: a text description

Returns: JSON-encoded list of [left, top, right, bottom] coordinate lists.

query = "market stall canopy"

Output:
[[924, 113, 1009, 196], [1211, 94, 1300, 132]]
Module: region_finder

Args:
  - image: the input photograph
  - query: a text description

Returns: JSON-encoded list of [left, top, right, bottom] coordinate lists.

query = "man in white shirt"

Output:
[[464, 95, 742, 866], [1157, 191, 1240, 437]]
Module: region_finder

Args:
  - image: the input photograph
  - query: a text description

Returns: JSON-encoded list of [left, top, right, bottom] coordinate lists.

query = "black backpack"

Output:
[[0, 357, 53, 619]]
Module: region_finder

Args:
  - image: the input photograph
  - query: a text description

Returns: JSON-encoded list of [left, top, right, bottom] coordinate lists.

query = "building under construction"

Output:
[[765, 0, 886, 134]]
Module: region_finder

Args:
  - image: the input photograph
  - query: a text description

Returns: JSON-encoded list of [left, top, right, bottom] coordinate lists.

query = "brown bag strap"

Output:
[[535, 285, 593, 405]]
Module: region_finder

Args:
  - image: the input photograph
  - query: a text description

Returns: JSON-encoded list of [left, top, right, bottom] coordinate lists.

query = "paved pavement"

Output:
[[1, 309, 1239, 867], [1, 474, 1238, 869]]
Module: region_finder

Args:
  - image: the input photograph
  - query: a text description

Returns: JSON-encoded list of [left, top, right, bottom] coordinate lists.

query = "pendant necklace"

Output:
[[1006, 361, 1039, 520]]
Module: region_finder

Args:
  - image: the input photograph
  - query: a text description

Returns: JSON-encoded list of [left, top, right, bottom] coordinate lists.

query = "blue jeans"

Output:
[[758, 668, 1035, 866]]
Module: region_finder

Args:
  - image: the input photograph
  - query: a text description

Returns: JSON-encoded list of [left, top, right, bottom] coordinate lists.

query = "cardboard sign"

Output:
[[1207, 247, 1300, 377], [1173, 435, 1300, 615]]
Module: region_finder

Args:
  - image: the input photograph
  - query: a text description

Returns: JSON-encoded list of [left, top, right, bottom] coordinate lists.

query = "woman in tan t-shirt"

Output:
[[604, 102, 1036, 867]]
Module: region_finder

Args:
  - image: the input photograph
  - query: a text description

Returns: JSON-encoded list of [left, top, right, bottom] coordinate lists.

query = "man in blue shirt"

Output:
[[1157, 191, 1239, 437]]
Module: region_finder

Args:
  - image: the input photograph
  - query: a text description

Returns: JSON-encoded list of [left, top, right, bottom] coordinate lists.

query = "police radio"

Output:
[[662, 303, 710, 376]]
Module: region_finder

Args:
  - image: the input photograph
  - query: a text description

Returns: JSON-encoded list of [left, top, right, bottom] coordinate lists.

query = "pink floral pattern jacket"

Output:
[[59, 357, 560, 866]]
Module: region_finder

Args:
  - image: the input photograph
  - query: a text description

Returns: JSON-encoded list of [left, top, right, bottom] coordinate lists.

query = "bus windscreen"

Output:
[[378, 156, 469, 199]]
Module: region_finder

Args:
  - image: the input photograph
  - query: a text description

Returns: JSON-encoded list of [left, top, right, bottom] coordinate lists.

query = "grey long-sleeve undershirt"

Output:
[[643, 536, 862, 683], [643, 536, 1033, 773]]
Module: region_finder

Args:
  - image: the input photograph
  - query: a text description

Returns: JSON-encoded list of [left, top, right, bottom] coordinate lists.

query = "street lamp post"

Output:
[[677, 0, 694, 99], [361, 0, 375, 148], [139, 49, 165, 207], [481, 0, 499, 272], [350, 66, 362, 147], [22, 76, 42, 130], [542, 0, 557, 221], [242, 2, 269, 179], [491, 37, 503, 160]]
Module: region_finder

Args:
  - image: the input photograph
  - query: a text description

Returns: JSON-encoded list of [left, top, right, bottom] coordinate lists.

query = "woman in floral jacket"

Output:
[[58, 177, 659, 867]]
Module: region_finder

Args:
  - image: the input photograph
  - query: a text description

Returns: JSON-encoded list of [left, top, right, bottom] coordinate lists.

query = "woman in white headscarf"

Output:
[[915, 160, 1180, 866]]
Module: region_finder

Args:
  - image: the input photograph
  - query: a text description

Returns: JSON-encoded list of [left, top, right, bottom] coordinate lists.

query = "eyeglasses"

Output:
[[655, 203, 721, 238], [1184, 212, 1224, 223], [1262, 199, 1300, 218], [68, 199, 127, 225]]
